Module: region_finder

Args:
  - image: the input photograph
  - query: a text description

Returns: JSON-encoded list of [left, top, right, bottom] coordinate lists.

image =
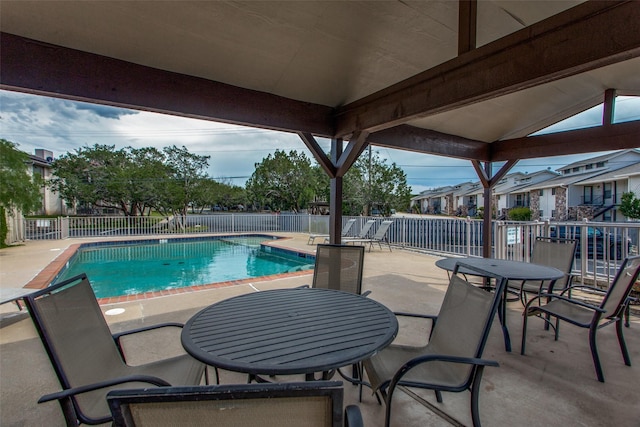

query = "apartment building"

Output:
[[27, 149, 71, 216], [411, 149, 640, 221]]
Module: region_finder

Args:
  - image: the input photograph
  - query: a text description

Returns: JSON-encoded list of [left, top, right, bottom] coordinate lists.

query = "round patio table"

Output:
[[181, 287, 398, 376], [436, 257, 564, 352]]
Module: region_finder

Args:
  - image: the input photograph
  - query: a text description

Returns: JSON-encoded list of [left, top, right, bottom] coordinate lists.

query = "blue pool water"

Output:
[[54, 236, 315, 298]]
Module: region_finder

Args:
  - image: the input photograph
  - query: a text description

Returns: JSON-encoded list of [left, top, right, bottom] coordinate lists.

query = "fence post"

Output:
[[465, 216, 471, 256]]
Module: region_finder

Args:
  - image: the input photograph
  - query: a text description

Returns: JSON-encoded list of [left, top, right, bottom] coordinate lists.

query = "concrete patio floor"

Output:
[[1, 233, 639, 426]]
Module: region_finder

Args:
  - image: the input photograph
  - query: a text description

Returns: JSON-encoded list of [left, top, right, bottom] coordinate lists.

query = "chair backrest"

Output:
[[24, 274, 127, 419], [341, 218, 356, 236], [107, 381, 344, 427], [532, 237, 577, 288], [313, 244, 365, 294], [355, 220, 375, 238], [372, 220, 393, 240], [600, 255, 640, 319], [426, 263, 506, 386]]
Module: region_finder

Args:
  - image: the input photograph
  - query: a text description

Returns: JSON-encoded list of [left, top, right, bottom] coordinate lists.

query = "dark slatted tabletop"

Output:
[[181, 287, 399, 375], [435, 257, 564, 352], [435, 257, 564, 281]]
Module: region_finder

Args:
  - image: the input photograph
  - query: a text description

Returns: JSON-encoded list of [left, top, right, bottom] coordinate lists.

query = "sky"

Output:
[[1, 89, 638, 194]]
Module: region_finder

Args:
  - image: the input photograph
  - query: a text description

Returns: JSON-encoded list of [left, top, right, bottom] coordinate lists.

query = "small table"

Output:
[[435, 257, 564, 352], [181, 287, 398, 377], [0, 288, 36, 310]]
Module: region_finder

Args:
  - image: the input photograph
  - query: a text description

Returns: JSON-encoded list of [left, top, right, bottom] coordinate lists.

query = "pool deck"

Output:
[[1, 233, 639, 426]]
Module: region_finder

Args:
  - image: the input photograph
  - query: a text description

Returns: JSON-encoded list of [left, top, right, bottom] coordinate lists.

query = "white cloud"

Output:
[[1, 90, 637, 192]]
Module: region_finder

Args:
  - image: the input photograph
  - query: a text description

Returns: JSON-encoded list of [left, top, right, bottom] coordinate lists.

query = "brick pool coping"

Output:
[[23, 236, 315, 305]]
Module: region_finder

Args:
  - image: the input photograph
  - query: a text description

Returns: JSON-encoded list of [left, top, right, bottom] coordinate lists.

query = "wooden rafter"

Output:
[[334, 1, 640, 136], [0, 32, 335, 138], [491, 121, 640, 162]]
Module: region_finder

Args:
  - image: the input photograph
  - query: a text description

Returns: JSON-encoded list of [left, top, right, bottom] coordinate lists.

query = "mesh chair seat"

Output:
[[312, 244, 365, 294], [108, 381, 363, 427], [24, 273, 205, 426], [522, 255, 640, 382], [343, 220, 393, 252], [507, 237, 577, 304], [532, 299, 598, 327], [54, 346, 201, 421], [365, 345, 475, 392], [363, 264, 506, 427]]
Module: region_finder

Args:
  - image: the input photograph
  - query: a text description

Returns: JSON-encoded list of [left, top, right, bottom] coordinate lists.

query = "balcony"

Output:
[[1, 233, 638, 426]]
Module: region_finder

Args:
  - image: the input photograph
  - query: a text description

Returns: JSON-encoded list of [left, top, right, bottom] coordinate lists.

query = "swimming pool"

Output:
[[53, 236, 315, 298]]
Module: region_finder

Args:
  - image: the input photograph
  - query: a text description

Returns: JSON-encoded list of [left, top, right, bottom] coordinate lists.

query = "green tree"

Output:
[[309, 149, 411, 215], [354, 150, 411, 216], [160, 145, 211, 217], [508, 207, 532, 221], [619, 192, 640, 220], [126, 147, 172, 215], [51, 144, 210, 217], [51, 144, 135, 215], [0, 139, 42, 245], [246, 150, 316, 212]]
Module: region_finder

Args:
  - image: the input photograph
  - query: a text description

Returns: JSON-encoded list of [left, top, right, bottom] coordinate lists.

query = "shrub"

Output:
[[508, 207, 532, 221]]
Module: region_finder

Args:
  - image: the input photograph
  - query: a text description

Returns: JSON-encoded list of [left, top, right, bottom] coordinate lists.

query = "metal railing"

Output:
[[21, 214, 640, 287]]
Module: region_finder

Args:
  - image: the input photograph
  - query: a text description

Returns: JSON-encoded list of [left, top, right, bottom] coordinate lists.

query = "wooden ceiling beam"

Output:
[[369, 125, 489, 161], [491, 120, 640, 161], [458, 0, 477, 54], [0, 32, 335, 138], [334, 1, 640, 137]]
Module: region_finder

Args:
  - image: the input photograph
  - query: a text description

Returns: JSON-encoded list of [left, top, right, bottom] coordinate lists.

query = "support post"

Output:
[[329, 138, 344, 244]]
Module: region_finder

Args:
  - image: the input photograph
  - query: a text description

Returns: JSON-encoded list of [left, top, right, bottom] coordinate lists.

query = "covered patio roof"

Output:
[[1, 1, 639, 247]]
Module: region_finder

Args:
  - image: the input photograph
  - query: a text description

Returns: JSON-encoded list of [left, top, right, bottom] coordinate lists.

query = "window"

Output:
[[551, 188, 556, 196], [539, 189, 544, 196], [572, 167, 580, 173], [596, 162, 605, 168], [583, 186, 594, 204], [604, 182, 612, 200], [551, 209, 556, 217], [586, 164, 593, 170]]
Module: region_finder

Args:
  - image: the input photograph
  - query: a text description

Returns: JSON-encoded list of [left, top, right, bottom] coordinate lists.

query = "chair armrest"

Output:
[[525, 293, 606, 314], [113, 322, 184, 340], [113, 322, 184, 360], [558, 284, 605, 296], [403, 354, 499, 370], [393, 312, 436, 320], [344, 405, 364, 427], [38, 375, 171, 404], [394, 312, 438, 340], [385, 354, 499, 394], [361, 290, 371, 297]]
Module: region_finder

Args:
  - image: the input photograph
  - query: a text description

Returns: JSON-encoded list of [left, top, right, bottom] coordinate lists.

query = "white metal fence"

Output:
[[19, 213, 640, 287]]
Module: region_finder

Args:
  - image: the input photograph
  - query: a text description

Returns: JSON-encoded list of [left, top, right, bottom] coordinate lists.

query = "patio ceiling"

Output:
[[1, 0, 639, 164]]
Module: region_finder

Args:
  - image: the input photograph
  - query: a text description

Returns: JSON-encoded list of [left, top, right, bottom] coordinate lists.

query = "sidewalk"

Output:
[[1, 234, 639, 426]]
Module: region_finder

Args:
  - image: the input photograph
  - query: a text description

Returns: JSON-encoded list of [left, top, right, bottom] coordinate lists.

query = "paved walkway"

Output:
[[1, 234, 639, 426]]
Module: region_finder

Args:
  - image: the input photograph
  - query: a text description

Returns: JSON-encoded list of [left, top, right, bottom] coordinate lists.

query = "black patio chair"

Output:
[[363, 262, 506, 427], [23, 273, 206, 426], [295, 244, 370, 397], [343, 220, 393, 252], [521, 255, 640, 382], [507, 237, 577, 304], [311, 243, 367, 296], [108, 381, 364, 427]]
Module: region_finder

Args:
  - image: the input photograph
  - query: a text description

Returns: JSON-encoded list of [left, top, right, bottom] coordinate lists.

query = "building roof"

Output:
[[559, 148, 640, 171], [576, 163, 640, 185]]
